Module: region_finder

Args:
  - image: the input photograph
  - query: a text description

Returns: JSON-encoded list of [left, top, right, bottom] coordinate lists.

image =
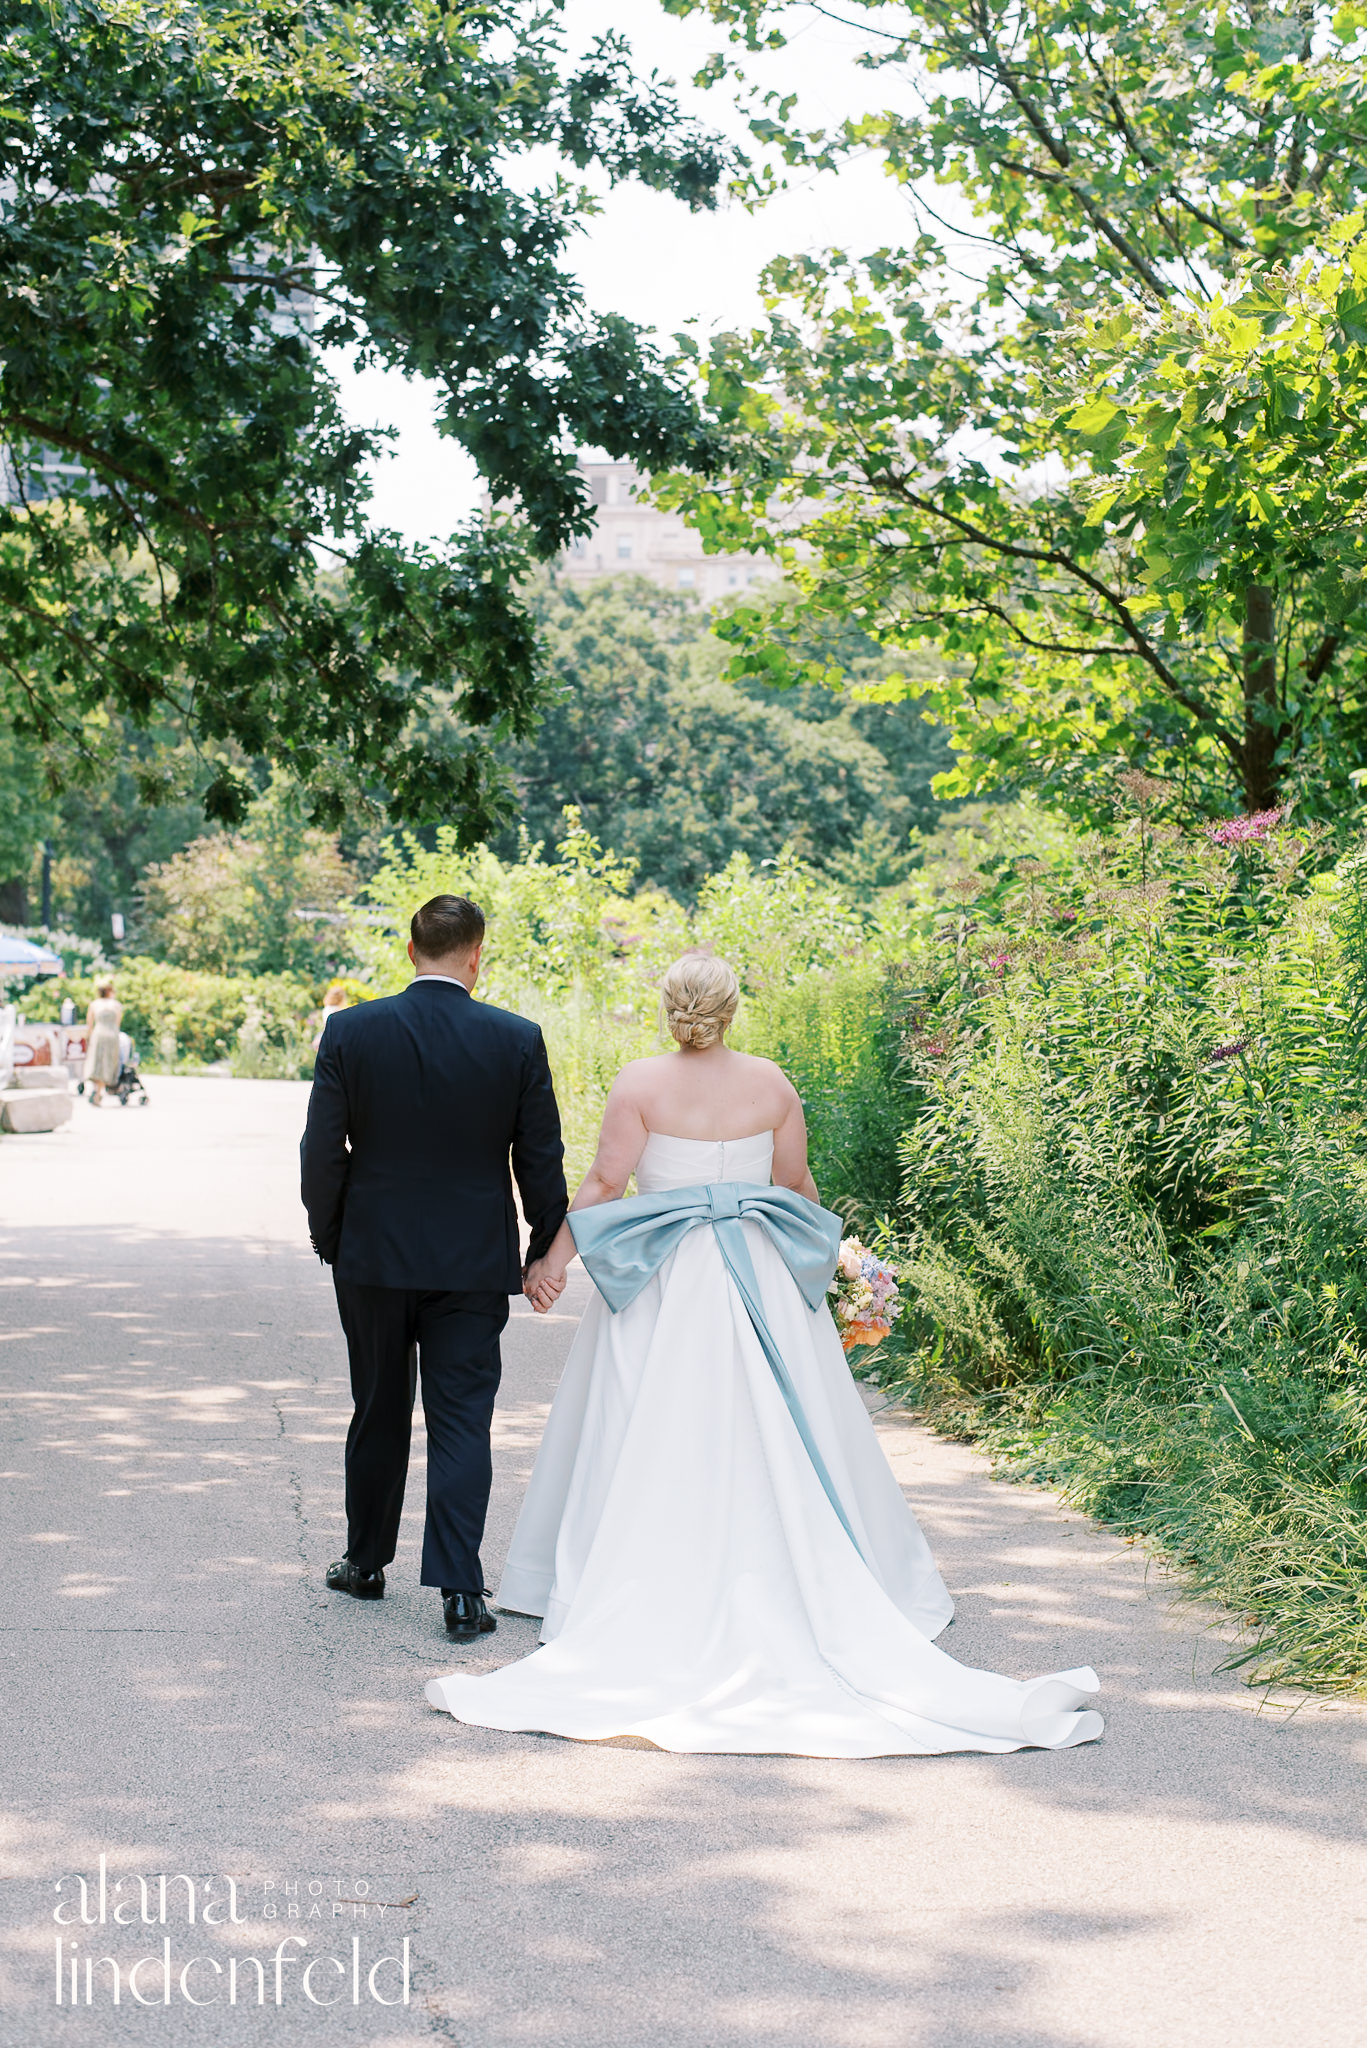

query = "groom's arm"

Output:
[[300, 1026, 351, 1263], [511, 1027, 568, 1269]]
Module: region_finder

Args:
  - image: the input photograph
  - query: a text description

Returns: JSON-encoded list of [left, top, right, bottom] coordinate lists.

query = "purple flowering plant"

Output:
[[1205, 808, 1285, 850], [1207, 1039, 1249, 1065]]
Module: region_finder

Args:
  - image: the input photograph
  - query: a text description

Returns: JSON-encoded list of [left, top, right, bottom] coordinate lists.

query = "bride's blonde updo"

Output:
[[660, 954, 740, 1050]]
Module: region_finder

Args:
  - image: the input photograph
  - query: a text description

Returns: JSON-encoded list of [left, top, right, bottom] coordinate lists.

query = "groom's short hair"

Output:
[[411, 894, 485, 961]]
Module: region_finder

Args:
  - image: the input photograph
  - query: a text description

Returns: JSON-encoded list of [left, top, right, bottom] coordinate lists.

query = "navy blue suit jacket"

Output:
[[299, 979, 568, 1292]]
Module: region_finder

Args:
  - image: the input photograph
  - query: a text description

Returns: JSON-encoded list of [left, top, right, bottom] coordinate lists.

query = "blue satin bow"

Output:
[[568, 1183, 862, 1553]]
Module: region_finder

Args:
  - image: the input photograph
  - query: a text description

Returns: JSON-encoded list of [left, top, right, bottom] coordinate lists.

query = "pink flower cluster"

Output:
[[829, 1239, 901, 1355], [912, 1031, 953, 1059], [1205, 807, 1284, 848]]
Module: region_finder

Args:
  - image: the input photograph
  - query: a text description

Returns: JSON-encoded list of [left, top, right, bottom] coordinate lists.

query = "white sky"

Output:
[[329, 1, 920, 544]]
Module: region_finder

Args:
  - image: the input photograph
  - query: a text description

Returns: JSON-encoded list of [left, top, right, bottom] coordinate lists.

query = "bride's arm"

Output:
[[772, 1081, 820, 1204], [524, 1075, 649, 1309]]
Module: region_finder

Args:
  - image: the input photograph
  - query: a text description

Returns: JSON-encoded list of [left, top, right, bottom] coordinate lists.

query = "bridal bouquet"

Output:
[[829, 1240, 900, 1355]]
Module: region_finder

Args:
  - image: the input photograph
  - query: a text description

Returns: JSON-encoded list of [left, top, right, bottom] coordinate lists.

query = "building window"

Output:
[[677, 568, 695, 588], [617, 535, 633, 559], [727, 572, 738, 586]]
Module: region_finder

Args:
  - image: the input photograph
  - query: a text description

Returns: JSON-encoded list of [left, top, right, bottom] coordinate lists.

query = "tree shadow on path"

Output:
[[2, 1224, 1365, 2047]]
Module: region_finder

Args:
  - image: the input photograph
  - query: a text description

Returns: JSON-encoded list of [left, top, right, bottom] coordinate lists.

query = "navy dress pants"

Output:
[[332, 1280, 509, 1593]]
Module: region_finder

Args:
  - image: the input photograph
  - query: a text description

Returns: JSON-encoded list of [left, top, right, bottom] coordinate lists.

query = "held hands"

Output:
[[523, 1217, 578, 1313], [523, 1257, 567, 1315]]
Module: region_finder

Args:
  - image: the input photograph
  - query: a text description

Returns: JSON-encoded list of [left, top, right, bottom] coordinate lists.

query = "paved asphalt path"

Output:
[[1, 1076, 1364, 2048]]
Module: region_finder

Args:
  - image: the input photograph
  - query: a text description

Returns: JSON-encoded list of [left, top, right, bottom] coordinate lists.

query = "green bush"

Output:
[[23, 958, 319, 1075], [346, 819, 898, 1190], [135, 773, 354, 979], [860, 809, 1367, 1693], [29, 794, 1367, 1691], [735, 958, 903, 1227]]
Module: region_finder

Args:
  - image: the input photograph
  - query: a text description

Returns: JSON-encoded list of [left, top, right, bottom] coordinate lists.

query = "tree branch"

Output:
[[986, 59, 1174, 299], [872, 466, 1241, 755], [0, 411, 216, 534], [1305, 629, 1341, 684], [897, 592, 1149, 660]]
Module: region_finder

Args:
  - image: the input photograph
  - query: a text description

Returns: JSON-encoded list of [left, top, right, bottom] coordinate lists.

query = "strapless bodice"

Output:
[[635, 1130, 774, 1194]]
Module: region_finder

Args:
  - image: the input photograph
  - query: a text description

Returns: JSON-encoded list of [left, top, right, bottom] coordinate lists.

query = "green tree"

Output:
[[664, 0, 1367, 822], [0, 0, 728, 833], [0, 724, 54, 919], [136, 774, 354, 976], [498, 576, 942, 892], [0, 713, 262, 931], [46, 761, 212, 940], [734, 646, 954, 840]]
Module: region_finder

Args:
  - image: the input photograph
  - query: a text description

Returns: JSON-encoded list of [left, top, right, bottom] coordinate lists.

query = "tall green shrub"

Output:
[[346, 821, 899, 1189], [23, 959, 318, 1074], [870, 813, 1367, 1691]]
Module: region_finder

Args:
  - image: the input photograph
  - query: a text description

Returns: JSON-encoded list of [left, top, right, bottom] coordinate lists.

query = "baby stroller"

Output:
[[110, 1030, 149, 1107]]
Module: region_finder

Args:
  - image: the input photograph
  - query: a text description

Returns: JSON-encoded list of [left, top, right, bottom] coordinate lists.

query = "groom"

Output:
[[300, 893, 568, 1639]]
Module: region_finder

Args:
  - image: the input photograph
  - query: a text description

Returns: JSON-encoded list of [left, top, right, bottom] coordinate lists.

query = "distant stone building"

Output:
[[554, 459, 780, 600]]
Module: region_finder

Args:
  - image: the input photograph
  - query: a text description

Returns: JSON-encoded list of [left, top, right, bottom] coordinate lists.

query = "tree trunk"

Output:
[[0, 877, 27, 922], [1241, 584, 1280, 812]]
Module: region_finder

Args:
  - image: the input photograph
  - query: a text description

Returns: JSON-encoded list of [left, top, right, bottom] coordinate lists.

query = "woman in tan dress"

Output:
[[84, 982, 122, 1104]]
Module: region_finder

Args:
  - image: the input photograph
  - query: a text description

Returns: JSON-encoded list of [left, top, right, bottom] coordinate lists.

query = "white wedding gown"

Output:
[[425, 1132, 1102, 1757]]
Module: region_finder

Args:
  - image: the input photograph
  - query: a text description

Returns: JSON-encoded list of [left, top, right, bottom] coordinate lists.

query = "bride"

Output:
[[425, 955, 1102, 1757]]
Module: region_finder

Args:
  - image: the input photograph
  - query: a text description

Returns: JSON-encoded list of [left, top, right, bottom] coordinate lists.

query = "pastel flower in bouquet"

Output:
[[829, 1239, 900, 1355]]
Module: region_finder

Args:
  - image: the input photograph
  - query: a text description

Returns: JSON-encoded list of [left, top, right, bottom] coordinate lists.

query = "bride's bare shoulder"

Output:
[[607, 1053, 674, 1099], [736, 1050, 799, 1093]]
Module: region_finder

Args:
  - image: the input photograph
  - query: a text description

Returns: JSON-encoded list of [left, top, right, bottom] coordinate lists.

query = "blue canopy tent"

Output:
[[0, 933, 64, 976]]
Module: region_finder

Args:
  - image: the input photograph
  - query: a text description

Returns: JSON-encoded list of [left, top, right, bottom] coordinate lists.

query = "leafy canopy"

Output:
[[662, 0, 1367, 821], [496, 575, 942, 894], [0, 0, 728, 831]]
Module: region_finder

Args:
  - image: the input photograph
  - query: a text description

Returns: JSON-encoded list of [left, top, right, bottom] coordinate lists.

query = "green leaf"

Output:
[[1066, 396, 1123, 437]]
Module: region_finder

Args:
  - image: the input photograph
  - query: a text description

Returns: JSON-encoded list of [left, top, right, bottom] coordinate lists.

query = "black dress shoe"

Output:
[[443, 1591, 496, 1640], [326, 1558, 385, 1599]]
